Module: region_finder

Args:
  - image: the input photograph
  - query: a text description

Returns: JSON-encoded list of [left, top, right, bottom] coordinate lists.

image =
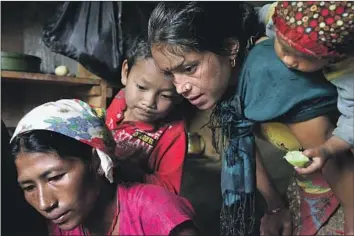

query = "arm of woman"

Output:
[[287, 115, 354, 234], [255, 145, 292, 236]]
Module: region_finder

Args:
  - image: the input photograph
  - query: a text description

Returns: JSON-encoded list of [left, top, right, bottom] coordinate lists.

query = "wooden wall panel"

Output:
[[22, 2, 78, 75], [1, 2, 24, 53]]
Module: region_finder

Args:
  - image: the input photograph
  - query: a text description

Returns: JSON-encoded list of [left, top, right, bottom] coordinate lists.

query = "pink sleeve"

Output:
[[138, 185, 195, 235]]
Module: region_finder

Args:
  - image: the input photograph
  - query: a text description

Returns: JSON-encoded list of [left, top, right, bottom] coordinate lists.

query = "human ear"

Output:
[[227, 38, 240, 61], [121, 59, 129, 86]]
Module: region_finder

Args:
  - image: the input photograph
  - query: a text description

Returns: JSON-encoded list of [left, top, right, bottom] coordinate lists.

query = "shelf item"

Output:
[[1, 52, 41, 72]]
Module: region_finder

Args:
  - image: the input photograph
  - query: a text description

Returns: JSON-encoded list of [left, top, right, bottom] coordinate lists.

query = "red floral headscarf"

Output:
[[273, 1, 354, 57]]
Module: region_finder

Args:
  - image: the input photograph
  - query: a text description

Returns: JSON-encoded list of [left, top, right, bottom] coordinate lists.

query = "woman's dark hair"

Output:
[[148, 2, 260, 61], [124, 35, 153, 74], [11, 130, 93, 162]]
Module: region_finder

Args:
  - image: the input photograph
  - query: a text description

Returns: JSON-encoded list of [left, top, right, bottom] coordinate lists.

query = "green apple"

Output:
[[284, 151, 310, 168]]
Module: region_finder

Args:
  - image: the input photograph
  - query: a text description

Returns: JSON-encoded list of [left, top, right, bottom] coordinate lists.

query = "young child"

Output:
[[259, 1, 354, 175], [105, 36, 186, 194]]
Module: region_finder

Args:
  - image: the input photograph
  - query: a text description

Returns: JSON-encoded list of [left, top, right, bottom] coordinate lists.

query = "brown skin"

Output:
[[288, 116, 354, 235], [274, 36, 330, 72], [256, 147, 292, 236], [270, 34, 354, 233], [151, 43, 292, 235], [15, 151, 199, 235], [15, 151, 117, 235], [151, 46, 236, 110], [298, 135, 352, 175], [117, 58, 182, 173], [120, 58, 181, 123]]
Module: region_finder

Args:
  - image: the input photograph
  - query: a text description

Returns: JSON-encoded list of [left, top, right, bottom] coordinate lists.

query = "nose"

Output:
[[173, 74, 192, 95], [142, 92, 157, 109], [38, 185, 58, 213], [283, 56, 298, 68]]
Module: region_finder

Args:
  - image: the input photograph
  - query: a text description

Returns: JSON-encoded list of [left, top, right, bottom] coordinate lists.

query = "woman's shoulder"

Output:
[[120, 183, 184, 201], [118, 183, 194, 217], [120, 183, 192, 208], [242, 39, 281, 74]]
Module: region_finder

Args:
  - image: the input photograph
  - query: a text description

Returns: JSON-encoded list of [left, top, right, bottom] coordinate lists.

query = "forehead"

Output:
[[16, 152, 71, 180], [131, 57, 175, 88], [151, 45, 204, 71]]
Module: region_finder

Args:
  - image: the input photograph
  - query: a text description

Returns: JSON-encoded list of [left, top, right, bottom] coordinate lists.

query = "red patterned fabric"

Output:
[[273, 1, 354, 57], [106, 89, 187, 194], [296, 173, 341, 235]]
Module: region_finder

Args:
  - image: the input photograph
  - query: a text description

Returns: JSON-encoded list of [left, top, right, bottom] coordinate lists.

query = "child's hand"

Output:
[[294, 146, 331, 175]]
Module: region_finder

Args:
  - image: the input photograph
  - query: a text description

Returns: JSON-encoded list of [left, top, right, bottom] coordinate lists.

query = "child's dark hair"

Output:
[[124, 35, 152, 74], [11, 130, 92, 163], [148, 2, 261, 62]]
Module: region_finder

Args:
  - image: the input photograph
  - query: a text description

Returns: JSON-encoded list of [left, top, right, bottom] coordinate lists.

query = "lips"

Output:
[[187, 94, 202, 101], [187, 94, 204, 106], [50, 211, 70, 225], [137, 108, 155, 117]]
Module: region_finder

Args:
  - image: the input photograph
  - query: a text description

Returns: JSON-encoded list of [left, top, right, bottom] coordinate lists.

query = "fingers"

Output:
[[282, 221, 292, 236], [260, 217, 266, 235], [260, 216, 280, 235], [303, 148, 317, 158], [295, 161, 321, 175]]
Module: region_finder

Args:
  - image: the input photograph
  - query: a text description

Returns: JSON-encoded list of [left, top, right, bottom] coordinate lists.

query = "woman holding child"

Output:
[[148, 1, 353, 235]]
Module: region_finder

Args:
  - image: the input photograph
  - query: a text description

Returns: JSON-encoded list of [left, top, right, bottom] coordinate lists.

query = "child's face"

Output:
[[274, 36, 330, 73], [121, 58, 180, 123]]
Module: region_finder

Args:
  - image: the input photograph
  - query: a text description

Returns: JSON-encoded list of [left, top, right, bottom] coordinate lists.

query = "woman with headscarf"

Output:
[[9, 99, 198, 236]]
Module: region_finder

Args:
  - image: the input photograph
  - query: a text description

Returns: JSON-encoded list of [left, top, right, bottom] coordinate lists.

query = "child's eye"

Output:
[[48, 174, 65, 182], [161, 94, 174, 100], [136, 84, 146, 90]]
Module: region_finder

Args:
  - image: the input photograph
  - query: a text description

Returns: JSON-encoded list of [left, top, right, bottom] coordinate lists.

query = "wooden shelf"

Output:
[[1, 70, 100, 86], [1, 70, 115, 108]]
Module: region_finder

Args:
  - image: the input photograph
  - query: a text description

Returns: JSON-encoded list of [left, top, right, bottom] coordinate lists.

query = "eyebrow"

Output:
[[163, 61, 185, 73], [138, 77, 176, 92], [18, 168, 62, 185], [166, 60, 200, 74]]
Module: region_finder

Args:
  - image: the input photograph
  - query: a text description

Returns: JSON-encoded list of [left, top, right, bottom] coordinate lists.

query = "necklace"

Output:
[[82, 191, 120, 236]]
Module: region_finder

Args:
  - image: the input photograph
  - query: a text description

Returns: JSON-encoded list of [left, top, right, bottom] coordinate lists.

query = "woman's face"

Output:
[[151, 46, 233, 110], [15, 152, 99, 231]]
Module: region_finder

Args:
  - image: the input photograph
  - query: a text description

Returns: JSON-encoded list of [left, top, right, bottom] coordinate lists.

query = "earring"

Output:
[[230, 58, 236, 67]]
